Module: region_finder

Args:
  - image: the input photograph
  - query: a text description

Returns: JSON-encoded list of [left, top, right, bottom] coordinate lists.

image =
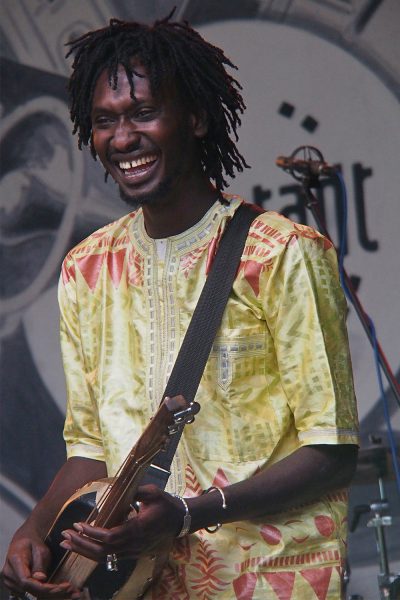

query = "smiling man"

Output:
[[3, 14, 359, 600], [91, 63, 209, 215]]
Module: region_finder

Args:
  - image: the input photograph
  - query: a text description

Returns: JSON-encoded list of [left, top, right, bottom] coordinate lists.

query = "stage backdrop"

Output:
[[1, 1, 399, 598]]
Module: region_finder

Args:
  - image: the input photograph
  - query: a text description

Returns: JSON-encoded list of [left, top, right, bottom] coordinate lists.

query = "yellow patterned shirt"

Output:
[[60, 196, 359, 599]]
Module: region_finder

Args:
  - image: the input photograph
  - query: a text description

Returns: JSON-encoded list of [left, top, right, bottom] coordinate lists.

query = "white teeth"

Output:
[[119, 155, 157, 170]]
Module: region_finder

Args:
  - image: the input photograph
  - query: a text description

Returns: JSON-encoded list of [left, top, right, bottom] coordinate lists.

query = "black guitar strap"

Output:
[[142, 202, 262, 489]]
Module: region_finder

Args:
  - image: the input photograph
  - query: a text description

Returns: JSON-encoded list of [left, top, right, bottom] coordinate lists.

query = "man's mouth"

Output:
[[117, 154, 158, 178]]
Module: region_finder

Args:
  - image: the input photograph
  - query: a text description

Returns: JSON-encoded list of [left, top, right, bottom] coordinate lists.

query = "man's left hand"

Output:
[[59, 485, 184, 561]]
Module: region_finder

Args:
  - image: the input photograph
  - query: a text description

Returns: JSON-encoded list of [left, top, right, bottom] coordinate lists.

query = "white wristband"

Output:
[[171, 494, 191, 538]]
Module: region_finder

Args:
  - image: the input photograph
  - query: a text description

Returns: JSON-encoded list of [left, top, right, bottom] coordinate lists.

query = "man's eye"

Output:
[[135, 108, 156, 119], [94, 116, 113, 126]]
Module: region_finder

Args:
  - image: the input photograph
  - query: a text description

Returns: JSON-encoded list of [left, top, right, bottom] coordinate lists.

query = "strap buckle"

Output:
[[168, 401, 200, 435]]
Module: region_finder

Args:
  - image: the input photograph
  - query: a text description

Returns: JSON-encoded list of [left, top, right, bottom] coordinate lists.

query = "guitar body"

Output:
[[46, 480, 170, 600]]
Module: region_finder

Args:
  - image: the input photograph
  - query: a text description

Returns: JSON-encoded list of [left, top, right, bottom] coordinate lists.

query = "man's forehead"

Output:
[[99, 61, 147, 86], [93, 61, 179, 104], [92, 63, 148, 102]]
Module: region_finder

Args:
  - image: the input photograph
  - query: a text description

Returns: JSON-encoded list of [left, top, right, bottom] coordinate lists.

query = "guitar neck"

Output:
[[90, 399, 187, 527], [94, 452, 159, 528], [46, 396, 199, 596]]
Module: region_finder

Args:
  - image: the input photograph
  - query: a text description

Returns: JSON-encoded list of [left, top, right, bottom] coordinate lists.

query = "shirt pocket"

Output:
[[208, 327, 267, 392], [197, 325, 287, 463]]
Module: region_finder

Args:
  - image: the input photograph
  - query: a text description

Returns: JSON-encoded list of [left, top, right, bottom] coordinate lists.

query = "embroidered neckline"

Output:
[[131, 196, 242, 256]]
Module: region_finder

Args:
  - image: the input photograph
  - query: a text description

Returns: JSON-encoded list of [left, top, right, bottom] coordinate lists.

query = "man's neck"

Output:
[[141, 179, 219, 239]]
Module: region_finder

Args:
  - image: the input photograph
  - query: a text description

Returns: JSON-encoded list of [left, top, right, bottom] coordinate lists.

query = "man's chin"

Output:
[[118, 177, 174, 209], [118, 186, 141, 208]]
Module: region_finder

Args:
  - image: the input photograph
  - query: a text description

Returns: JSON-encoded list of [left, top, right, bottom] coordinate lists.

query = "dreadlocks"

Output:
[[66, 12, 249, 192]]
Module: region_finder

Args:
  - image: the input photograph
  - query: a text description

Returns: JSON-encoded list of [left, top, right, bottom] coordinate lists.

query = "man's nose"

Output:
[[112, 120, 140, 152]]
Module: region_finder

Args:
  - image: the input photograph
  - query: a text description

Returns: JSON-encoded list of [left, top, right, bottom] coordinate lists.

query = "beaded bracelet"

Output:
[[202, 486, 227, 533]]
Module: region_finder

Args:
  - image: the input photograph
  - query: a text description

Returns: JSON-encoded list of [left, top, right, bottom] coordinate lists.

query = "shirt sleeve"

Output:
[[262, 230, 359, 446], [58, 256, 105, 462]]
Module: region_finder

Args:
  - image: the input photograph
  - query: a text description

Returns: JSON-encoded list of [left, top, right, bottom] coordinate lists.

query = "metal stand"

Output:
[[301, 171, 400, 600], [350, 477, 400, 599], [278, 146, 400, 599]]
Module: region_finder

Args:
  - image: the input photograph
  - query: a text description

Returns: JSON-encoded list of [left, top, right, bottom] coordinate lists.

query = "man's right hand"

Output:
[[2, 526, 81, 599], [2, 458, 107, 599]]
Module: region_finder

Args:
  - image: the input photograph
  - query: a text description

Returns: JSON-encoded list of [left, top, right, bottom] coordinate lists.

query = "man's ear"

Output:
[[190, 110, 208, 139]]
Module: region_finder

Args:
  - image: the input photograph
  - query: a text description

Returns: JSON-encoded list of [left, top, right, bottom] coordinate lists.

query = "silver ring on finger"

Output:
[[106, 553, 118, 572]]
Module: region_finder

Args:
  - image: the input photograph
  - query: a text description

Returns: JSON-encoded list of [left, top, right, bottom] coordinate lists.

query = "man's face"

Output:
[[91, 63, 206, 207]]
